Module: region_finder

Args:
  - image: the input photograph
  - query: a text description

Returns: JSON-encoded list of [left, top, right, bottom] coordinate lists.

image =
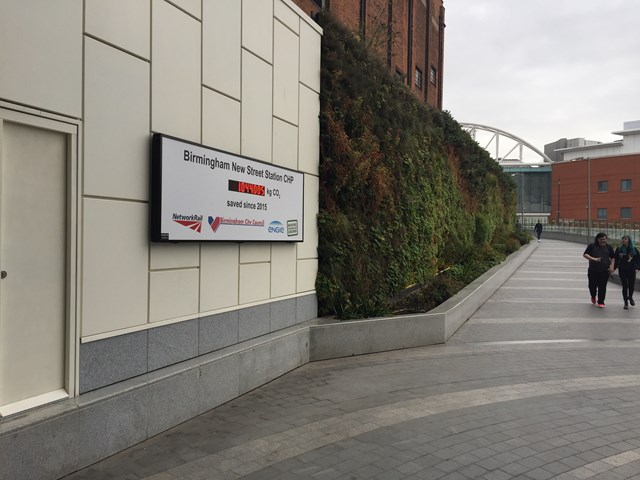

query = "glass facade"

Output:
[[509, 170, 552, 216], [502, 165, 552, 226]]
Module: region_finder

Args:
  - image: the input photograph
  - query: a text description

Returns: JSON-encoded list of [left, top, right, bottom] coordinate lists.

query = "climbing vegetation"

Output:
[[316, 15, 522, 319]]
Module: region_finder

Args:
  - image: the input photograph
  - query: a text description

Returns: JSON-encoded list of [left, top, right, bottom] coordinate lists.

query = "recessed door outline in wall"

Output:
[[0, 108, 78, 417]]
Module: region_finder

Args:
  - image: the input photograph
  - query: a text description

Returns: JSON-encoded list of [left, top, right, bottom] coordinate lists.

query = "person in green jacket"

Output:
[[613, 235, 640, 309]]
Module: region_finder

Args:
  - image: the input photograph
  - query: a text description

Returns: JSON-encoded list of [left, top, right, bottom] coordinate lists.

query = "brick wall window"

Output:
[[598, 208, 607, 220], [621, 207, 632, 219], [430, 66, 437, 85], [312, 0, 322, 6], [415, 67, 422, 89], [621, 179, 632, 191], [396, 68, 404, 81], [597, 181, 608, 193]]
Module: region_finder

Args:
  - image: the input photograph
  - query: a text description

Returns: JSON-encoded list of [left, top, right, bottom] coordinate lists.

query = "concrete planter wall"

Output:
[[309, 241, 538, 361]]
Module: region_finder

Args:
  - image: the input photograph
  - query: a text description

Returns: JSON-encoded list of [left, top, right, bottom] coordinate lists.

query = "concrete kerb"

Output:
[[309, 241, 538, 361]]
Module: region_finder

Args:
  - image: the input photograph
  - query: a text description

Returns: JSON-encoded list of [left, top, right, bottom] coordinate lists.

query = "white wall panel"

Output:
[[0, 0, 82, 117], [202, 0, 241, 99], [239, 263, 271, 304], [296, 258, 317, 293], [167, 0, 200, 19], [299, 21, 321, 93], [298, 85, 320, 175], [240, 244, 271, 264], [241, 51, 273, 162], [242, 0, 273, 63], [200, 243, 239, 311], [273, 118, 298, 170], [149, 269, 199, 322], [298, 174, 319, 259], [275, 0, 300, 34], [82, 199, 148, 336], [85, 0, 150, 58], [84, 38, 150, 201], [273, 22, 299, 125], [151, 0, 201, 143], [271, 244, 296, 297], [150, 244, 200, 270], [202, 88, 241, 154]]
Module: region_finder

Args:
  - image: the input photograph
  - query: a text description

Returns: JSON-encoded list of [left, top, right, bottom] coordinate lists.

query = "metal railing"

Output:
[[544, 219, 640, 241]]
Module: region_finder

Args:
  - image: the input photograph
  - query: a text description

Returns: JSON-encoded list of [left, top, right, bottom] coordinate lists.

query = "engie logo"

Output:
[[173, 214, 202, 233], [268, 221, 285, 234]]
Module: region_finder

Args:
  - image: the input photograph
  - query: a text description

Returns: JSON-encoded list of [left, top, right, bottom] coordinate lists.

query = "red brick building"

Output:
[[552, 154, 640, 223], [551, 122, 640, 224], [292, 0, 445, 110]]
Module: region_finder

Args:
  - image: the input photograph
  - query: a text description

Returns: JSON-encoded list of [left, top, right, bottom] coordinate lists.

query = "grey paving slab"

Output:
[[63, 240, 640, 480]]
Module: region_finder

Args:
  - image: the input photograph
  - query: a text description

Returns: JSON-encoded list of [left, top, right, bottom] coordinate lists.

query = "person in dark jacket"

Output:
[[533, 221, 543, 242], [613, 235, 640, 309], [583, 232, 615, 307]]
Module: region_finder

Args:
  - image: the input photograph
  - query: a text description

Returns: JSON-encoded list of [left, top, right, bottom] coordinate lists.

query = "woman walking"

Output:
[[613, 235, 640, 309], [583, 232, 615, 307]]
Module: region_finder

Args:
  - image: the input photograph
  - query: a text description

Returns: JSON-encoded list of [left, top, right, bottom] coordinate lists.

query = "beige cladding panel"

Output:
[[149, 269, 199, 323], [298, 174, 319, 260], [84, 37, 150, 201], [200, 243, 240, 312], [240, 244, 271, 264], [242, 0, 274, 63], [298, 85, 320, 175], [151, 0, 201, 143], [275, 0, 300, 34], [239, 263, 271, 304], [82, 199, 149, 337], [168, 0, 201, 19], [0, 0, 82, 117], [271, 244, 297, 298], [202, 88, 241, 154], [241, 51, 274, 163], [85, 0, 150, 59], [297, 258, 318, 293], [202, 0, 241, 99], [273, 21, 300, 125], [300, 20, 321, 93], [150, 244, 200, 270], [273, 118, 299, 171]]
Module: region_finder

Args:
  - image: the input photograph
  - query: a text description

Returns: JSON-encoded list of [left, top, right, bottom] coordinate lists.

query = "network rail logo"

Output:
[[172, 214, 203, 232]]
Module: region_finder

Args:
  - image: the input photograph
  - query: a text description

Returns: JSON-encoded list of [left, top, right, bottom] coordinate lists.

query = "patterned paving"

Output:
[[65, 240, 640, 480]]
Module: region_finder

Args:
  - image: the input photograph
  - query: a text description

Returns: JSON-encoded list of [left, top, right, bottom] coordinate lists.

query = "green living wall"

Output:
[[316, 15, 519, 319]]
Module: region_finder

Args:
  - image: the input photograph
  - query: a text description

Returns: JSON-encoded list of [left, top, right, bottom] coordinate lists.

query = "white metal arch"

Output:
[[460, 123, 552, 164]]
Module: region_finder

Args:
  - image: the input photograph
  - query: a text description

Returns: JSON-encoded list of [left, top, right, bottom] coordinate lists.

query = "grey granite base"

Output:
[[79, 293, 317, 393]]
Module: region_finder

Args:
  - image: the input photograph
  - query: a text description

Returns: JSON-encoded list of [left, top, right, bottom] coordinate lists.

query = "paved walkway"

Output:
[[65, 240, 640, 480]]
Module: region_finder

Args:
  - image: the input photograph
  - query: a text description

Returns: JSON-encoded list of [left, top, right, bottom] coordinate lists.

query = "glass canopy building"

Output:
[[501, 163, 552, 227]]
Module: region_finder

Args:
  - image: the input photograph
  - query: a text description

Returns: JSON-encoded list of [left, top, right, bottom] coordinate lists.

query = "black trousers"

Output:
[[619, 269, 636, 302], [588, 269, 610, 304]]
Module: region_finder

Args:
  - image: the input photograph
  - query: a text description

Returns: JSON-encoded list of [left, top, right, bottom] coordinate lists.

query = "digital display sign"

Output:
[[228, 180, 266, 197], [150, 133, 304, 242]]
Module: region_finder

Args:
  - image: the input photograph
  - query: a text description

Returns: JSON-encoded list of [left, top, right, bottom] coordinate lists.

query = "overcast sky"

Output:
[[443, 0, 640, 156]]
